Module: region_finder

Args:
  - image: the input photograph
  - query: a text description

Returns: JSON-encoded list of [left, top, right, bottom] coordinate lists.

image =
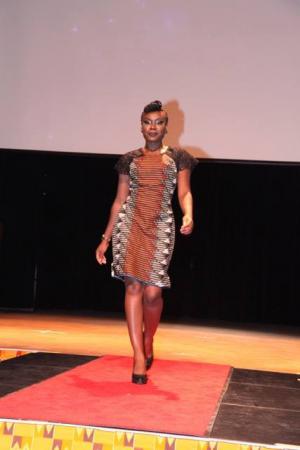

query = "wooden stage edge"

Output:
[[0, 310, 299, 374]]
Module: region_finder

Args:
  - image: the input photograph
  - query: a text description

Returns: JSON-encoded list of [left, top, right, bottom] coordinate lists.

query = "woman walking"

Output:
[[96, 100, 197, 384]]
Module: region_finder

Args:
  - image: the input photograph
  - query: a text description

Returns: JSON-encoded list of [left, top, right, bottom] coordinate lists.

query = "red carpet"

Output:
[[0, 355, 230, 436]]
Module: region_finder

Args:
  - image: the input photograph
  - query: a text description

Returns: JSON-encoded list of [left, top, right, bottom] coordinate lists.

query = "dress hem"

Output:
[[111, 272, 171, 289]]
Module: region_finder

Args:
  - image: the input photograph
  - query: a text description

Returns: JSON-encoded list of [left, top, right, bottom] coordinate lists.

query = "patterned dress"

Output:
[[111, 146, 197, 288]]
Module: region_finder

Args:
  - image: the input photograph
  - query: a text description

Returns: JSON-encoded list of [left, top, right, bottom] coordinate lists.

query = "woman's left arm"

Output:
[[177, 168, 194, 235]]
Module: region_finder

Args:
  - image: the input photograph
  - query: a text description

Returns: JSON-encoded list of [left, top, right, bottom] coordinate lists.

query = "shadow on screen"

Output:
[[164, 99, 210, 158]]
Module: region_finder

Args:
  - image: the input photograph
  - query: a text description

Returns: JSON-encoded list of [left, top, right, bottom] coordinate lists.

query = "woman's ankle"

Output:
[[143, 334, 153, 358], [133, 352, 146, 374]]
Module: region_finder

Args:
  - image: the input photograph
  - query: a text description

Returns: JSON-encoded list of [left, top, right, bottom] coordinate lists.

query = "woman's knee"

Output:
[[143, 287, 162, 306], [125, 279, 144, 296]]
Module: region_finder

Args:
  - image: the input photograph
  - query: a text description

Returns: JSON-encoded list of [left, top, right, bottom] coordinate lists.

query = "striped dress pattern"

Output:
[[111, 146, 197, 288]]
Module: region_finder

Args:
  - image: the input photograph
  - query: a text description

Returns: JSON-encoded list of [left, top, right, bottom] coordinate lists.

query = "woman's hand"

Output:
[[180, 215, 193, 235], [95, 240, 110, 265], [177, 169, 194, 236]]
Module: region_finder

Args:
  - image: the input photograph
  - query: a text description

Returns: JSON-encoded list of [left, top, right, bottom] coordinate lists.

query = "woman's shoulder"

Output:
[[122, 148, 143, 158], [166, 147, 198, 171], [166, 146, 185, 156], [167, 146, 191, 155], [114, 148, 143, 174]]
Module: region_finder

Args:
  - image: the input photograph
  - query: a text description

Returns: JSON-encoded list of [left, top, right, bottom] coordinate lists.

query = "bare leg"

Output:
[[143, 285, 163, 359], [124, 279, 145, 374]]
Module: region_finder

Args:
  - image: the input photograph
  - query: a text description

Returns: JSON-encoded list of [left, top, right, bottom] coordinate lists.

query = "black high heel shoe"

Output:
[[146, 355, 153, 370], [132, 373, 148, 384]]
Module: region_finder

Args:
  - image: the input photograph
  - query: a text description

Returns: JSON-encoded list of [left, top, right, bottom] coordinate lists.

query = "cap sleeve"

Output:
[[176, 149, 198, 171], [114, 153, 131, 175]]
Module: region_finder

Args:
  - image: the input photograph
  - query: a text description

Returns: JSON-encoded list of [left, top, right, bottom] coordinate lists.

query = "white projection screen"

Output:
[[0, 0, 299, 161]]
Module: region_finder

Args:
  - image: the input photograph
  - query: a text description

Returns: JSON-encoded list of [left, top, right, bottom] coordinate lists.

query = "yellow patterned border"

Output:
[[0, 420, 288, 450], [0, 349, 29, 362]]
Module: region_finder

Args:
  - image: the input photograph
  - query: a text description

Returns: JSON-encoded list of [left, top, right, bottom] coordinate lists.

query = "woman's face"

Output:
[[141, 111, 168, 144]]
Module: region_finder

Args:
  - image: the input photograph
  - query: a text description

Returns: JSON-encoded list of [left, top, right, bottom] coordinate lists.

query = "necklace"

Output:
[[143, 145, 168, 155]]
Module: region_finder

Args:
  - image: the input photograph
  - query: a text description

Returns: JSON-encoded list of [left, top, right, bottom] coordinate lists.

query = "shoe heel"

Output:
[[146, 355, 153, 370], [132, 373, 147, 384]]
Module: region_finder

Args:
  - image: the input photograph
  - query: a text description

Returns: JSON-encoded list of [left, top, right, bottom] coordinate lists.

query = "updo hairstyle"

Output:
[[141, 100, 168, 124]]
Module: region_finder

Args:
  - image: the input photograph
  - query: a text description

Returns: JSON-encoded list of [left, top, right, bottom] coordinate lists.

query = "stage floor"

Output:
[[0, 311, 299, 447], [0, 351, 299, 445], [0, 310, 299, 373]]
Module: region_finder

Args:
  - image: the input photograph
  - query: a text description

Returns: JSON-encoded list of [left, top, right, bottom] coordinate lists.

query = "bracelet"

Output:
[[101, 234, 111, 243]]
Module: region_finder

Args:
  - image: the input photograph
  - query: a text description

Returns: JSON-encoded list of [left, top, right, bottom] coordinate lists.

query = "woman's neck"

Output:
[[144, 141, 163, 151]]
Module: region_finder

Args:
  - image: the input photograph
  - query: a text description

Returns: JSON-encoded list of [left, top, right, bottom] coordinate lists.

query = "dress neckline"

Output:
[[141, 145, 168, 155]]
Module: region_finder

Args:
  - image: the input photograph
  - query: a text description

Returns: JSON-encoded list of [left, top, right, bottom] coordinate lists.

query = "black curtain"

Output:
[[0, 149, 299, 325]]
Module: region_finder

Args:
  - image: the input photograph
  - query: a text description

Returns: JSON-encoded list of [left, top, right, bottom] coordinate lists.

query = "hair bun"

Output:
[[152, 100, 162, 108], [143, 100, 163, 113]]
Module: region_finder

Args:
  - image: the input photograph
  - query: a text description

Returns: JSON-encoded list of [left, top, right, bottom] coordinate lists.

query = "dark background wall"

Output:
[[0, 149, 299, 325]]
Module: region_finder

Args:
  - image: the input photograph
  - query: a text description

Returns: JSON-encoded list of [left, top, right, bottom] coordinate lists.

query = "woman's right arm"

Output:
[[95, 174, 129, 265]]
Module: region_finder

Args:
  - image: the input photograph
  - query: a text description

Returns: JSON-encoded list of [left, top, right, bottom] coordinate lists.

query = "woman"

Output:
[[96, 100, 197, 384]]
